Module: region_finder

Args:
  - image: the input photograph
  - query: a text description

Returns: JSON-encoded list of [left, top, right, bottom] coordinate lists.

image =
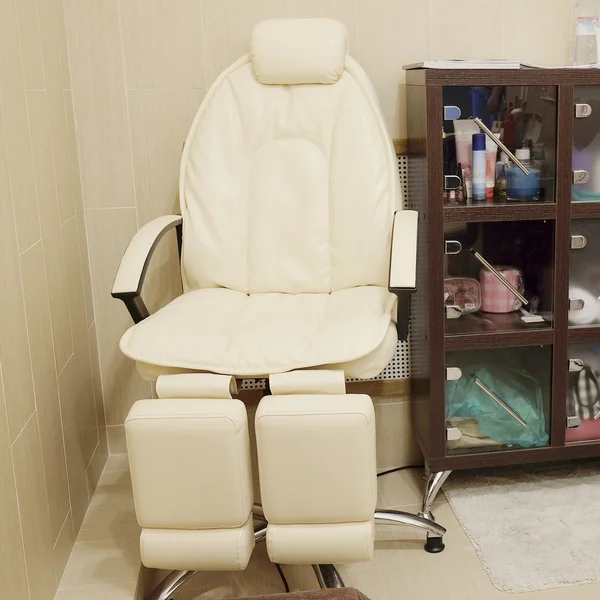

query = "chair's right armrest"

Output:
[[389, 210, 418, 341], [112, 215, 183, 323]]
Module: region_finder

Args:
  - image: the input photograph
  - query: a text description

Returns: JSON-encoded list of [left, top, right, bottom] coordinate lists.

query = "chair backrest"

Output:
[[179, 18, 401, 295]]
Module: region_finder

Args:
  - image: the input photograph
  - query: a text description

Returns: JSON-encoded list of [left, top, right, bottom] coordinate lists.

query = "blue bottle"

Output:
[[507, 147, 541, 201]]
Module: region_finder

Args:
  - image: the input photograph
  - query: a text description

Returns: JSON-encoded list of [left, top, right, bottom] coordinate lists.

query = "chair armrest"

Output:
[[112, 215, 183, 323], [389, 210, 418, 341]]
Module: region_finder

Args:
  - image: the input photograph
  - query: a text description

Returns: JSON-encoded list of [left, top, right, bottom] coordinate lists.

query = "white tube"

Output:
[[453, 119, 480, 200]]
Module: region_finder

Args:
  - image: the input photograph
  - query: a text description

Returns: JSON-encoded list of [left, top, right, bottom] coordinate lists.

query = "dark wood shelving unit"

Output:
[[407, 68, 600, 473], [443, 203, 556, 223]]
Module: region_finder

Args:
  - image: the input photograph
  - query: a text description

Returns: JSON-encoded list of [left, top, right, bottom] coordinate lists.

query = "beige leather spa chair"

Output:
[[112, 18, 444, 600]]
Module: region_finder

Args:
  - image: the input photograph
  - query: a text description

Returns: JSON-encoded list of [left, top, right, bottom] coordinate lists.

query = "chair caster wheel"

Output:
[[424, 536, 445, 553]]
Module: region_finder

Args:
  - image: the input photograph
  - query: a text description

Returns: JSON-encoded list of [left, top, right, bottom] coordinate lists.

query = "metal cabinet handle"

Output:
[[444, 106, 462, 120], [567, 416, 582, 429], [445, 240, 462, 255], [445, 305, 462, 320], [472, 375, 527, 427], [573, 170, 590, 185], [446, 427, 462, 441], [571, 235, 587, 250], [569, 359, 584, 372], [570, 299, 585, 311], [446, 367, 462, 381], [575, 103, 592, 118], [444, 175, 461, 190]]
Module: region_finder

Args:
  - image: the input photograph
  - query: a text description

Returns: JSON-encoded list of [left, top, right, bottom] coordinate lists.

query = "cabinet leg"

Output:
[[418, 469, 452, 553]]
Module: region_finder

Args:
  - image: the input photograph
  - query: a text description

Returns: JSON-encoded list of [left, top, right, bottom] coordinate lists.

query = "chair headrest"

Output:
[[251, 19, 348, 85]]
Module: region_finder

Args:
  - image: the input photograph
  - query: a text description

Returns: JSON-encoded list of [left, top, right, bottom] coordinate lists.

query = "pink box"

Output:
[[480, 266, 524, 313]]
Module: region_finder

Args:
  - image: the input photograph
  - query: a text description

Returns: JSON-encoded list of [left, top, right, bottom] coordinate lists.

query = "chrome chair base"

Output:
[[417, 469, 452, 553], [313, 564, 345, 589], [147, 492, 449, 599]]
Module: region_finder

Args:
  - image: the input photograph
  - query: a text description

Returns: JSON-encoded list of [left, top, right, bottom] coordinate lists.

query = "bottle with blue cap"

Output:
[[472, 132, 487, 202]]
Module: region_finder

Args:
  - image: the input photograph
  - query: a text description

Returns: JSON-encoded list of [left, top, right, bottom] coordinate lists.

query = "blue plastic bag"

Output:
[[445, 362, 549, 448]]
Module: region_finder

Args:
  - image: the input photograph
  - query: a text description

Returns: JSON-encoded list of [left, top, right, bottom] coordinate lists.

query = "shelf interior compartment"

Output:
[[445, 345, 552, 455], [444, 220, 555, 336]]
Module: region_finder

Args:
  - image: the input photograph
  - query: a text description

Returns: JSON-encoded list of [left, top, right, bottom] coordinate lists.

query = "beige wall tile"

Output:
[[12, 416, 56, 600], [503, 0, 571, 66], [280, 0, 359, 58], [430, 0, 504, 61], [0, 89, 42, 255], [15, 0, 45, 90], [20, 241, 71, 541], [375, 400, 422, 472], [0, 371, 30, 599], [86, 207, 148, 425], [357, 0, 431, 139], [0, 0, 26, 90], [27, 90, 74, 372], [86, 441, 108, 497], [48, 91, 77, 223], [62, 216, 99, 462], [88, 323, 107, 454], [58, 356, 92, 536], [59, 537, 141, 588], [36, 0, 71, 90], [202, 0, 283, 84], [0, 105, 36, 442], [107, 425, 127, 455], [120, 0, 206, 89], [53, 512, 75, 587], [63, 0, 135, 208], [128, 89, 204, 225]]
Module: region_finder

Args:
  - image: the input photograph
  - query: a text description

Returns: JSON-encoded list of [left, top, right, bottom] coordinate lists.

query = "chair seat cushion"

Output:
[[120, 286, 396, 378]]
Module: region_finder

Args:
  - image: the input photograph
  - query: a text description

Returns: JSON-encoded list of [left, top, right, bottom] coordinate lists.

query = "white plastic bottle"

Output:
[[574, 0, 599, 65], [472, 133, 486, 202]]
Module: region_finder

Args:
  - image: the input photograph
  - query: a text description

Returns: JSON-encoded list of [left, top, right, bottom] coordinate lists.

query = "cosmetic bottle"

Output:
[[495, 152, 509, 199], [457, 163, 466, 205], [485, 133, 500, 200], [506, 148, 541, 202], [472, 133, 486, 202]]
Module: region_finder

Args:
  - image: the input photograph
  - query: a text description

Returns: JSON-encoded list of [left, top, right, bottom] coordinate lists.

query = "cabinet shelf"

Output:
[[568, 326, 600, 343], [571, 202, 600, 219], [444, 328, 553, 351], [443, 203, 556, 223]]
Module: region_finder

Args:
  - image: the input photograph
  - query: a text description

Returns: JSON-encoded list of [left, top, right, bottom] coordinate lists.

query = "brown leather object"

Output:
[[229, 589, 371, 600]]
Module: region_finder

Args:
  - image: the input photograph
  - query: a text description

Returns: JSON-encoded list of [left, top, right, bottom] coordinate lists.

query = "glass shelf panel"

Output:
[[444, 220, 554, 336], [445, 346, 552, 455]]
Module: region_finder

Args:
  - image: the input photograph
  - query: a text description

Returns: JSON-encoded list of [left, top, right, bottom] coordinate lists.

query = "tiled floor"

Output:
[[55, 456, 600, 600], [54, 455, 141, 599]]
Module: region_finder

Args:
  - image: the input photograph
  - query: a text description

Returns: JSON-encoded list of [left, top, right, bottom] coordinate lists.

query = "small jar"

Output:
[[506, 148, 541, 202]]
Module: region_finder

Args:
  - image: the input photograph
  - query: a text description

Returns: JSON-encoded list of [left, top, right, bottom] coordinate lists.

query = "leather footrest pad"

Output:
[[125, 399, 253, 529], [269, 370, 346, 395], [267, 520, 375, 565], [255, 394, 377, 524], [156, 373, 237, 398], [140, 516, 254, 571]]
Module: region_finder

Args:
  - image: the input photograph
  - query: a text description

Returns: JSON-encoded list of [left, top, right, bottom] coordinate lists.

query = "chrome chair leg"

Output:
[[148, 570, 196, 600], [312, 564, 345, 589], [374, 509, 446, 537], [417, 469, 452, 553], [146, 523, 269, 599]]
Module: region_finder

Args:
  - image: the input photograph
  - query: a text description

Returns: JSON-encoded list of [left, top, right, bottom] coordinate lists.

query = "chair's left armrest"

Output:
[[389, 210, 418, 341], [112, 215, 183, 323]]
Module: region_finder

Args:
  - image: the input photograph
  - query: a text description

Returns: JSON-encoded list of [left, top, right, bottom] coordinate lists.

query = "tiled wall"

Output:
[[0, 0, 107, 598], [63, 0, 573, 448]]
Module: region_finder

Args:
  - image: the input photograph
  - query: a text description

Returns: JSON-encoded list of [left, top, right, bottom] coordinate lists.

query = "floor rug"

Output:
[[443, 459, 600, 593]]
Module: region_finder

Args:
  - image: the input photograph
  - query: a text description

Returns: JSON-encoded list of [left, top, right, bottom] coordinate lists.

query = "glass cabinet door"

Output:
[[442, 85, 557, 207], [573, 87, 600, 202], [569, 219, 600, 327], [445, 346, 552, 454], [444, 220, 554, 335], [566, 343, 600, 443]]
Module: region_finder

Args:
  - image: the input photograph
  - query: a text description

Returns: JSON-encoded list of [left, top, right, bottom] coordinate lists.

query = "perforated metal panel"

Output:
[[239, 156, 411, 390]]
